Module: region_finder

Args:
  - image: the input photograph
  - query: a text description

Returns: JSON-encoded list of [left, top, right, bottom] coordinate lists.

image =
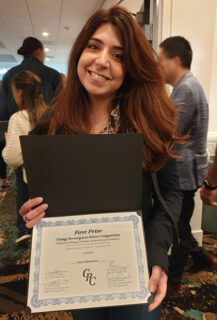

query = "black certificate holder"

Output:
[[20, 134, 143, 217]]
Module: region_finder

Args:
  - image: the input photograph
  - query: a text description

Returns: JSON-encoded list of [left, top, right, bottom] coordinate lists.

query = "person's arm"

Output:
[[172, 84, 197, 136], [146, 157, 182, 271], [2, 112, 30, 168], [145, 157, 182, 311], [207, 146, 217, 185], [200, 146, 217, 206], [0, 73, 10, 121]]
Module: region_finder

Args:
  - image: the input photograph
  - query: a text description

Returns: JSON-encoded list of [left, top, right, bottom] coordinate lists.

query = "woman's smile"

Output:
[[87, 70, 110, 82]]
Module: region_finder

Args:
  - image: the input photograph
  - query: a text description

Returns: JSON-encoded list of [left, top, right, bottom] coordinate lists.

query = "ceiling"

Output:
[[0, 0, 144, 79]]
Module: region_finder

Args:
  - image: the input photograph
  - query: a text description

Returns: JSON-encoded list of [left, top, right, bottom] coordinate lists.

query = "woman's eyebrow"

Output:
[[89, 37, 124, 51]]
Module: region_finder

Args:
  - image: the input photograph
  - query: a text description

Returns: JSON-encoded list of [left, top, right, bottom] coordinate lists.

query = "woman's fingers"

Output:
[[24, 203, 48, 222], [148, 265, 168, 312], [19, 197, 44, 216], [19, 197, 48, 228], [26, 212, 46, 229], [148, 265, 161, 293], [148, 274, 167, 311]]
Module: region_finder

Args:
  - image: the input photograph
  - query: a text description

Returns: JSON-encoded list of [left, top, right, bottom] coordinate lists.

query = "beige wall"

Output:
[[209, 3, 217, 137], [121, 0, 144, 13], [153, 0, 217, 135]]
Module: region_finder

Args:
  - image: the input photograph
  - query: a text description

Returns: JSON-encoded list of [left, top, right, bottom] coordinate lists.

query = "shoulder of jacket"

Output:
[[2, 66, 17, 83], [6, 64, 22, 78], [10, 110, 29, 122], [43, 64, 60, 76], [180, 74, 202, 88], [174, 80, 196, 99]]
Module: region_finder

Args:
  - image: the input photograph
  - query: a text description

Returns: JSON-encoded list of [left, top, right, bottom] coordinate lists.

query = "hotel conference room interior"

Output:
[[0, 0, 216, 319]]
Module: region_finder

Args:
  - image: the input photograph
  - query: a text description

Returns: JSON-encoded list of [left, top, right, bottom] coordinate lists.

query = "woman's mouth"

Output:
[[88, 70, 109, 81]]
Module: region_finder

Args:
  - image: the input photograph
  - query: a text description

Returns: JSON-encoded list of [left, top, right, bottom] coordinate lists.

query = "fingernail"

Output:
[[42, 204, 48, 210], [150, 285, 155, 293]]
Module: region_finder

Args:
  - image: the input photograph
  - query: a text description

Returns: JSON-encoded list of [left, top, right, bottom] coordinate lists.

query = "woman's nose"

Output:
[[95, 50, 110, 68]]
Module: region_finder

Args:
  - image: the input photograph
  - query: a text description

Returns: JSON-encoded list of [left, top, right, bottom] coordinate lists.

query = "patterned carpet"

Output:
[[0, 175, 216, 320]]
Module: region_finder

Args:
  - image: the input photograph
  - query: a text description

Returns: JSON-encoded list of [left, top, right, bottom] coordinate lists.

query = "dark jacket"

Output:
[[0, 56, 62, 120], [142, 159, 182, 272], [30, 114, 182, 274]]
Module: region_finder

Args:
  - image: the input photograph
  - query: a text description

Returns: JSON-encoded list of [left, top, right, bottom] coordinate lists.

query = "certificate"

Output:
[[28, 211, 151, 312]]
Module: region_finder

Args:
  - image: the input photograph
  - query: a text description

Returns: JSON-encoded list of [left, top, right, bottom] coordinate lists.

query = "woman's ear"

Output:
[[16, 89, 23, 107], [17, 88, 23, 99], [11, 84, 23, 107], [34, 48, 45, 64]]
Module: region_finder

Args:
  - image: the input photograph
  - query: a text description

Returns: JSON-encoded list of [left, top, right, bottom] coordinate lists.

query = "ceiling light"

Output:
[[45, 58, 50, 61], [0, 68, 8, 74], [45, 48, 50, 52], [42, 32, 49, 37]]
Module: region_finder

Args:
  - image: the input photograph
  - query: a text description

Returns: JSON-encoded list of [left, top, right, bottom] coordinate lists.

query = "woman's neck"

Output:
[[89, 96, 111, 125]]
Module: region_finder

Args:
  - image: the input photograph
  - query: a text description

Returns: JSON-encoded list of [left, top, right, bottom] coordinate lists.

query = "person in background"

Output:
[[19, 6, 183, 320], [2, 70, 47, 242], [200, 146, 217, 206], [60, 73, 66, 87], [0, 36, 61, 120], [0, 141, 9, 189], [55, 73, 67, 96], [0, 37, 61, 241], [0, 81, 10, 190], [158, 36, 217, 291]]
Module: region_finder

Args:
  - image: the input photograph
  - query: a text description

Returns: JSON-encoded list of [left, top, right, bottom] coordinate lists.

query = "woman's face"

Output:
[[11, 83, 22, 107], [77, 23, 126, 102]]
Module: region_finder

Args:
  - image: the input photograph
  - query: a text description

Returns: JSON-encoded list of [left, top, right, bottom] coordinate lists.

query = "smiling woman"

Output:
[[19, 5, 184, 320], [48, 6, 183, 171], [77, 23, 126, 132]]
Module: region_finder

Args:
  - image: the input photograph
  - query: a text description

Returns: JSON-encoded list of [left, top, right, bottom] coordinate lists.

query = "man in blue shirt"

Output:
[[158, 36, 216, 290]]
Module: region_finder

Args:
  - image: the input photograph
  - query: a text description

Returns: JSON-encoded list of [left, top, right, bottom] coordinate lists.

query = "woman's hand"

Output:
[[148, 265, 168, 312], [19, 197, 48, 228]]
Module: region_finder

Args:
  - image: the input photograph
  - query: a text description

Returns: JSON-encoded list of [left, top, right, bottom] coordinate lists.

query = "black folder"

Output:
[[20, 134, 143, 217]]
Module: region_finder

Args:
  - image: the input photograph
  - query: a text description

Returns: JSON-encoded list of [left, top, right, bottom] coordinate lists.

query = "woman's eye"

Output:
[[87, 44, 98, 50], [113, 54, 123, 61]]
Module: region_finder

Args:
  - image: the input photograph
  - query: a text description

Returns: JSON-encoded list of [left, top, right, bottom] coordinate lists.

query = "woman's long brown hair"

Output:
[[49, 6, 184, 172], [12, 70, 47, 128]]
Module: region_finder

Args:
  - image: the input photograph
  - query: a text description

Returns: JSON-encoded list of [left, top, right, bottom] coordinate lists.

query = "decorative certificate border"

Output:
[[31, 213, 148, 308]]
